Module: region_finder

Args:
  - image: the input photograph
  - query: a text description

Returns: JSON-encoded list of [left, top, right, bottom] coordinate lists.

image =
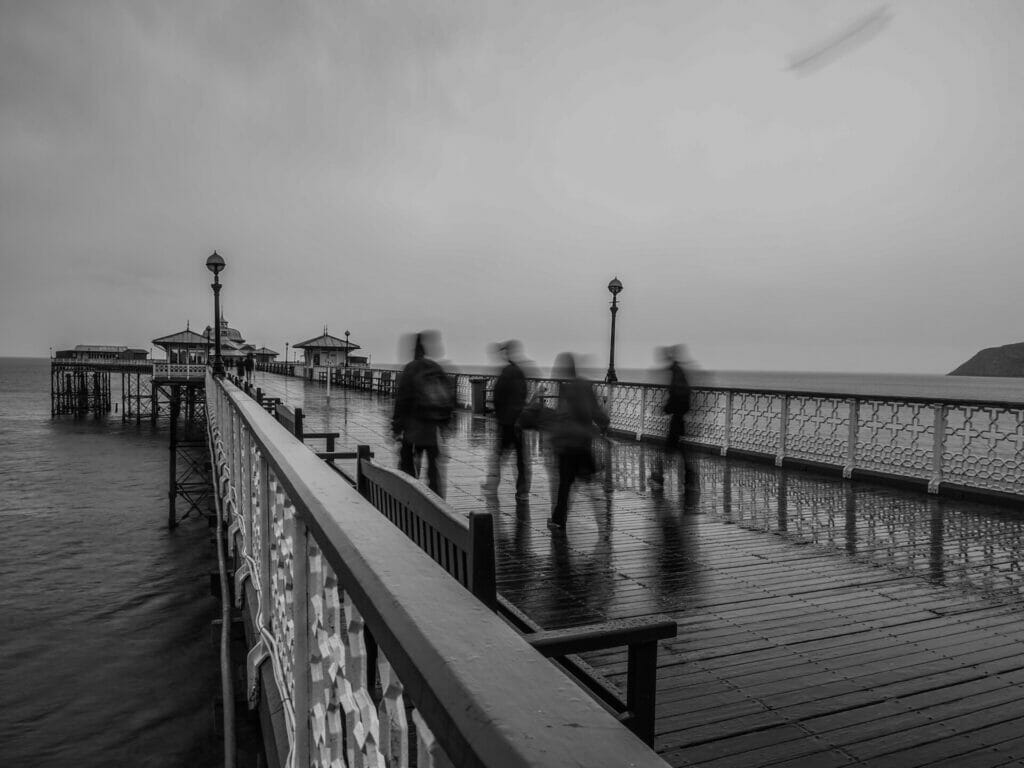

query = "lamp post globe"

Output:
[[606, 277, 623, 383], [205, 251, 226, 377]]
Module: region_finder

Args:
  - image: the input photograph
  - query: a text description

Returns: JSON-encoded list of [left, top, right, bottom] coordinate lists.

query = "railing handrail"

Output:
[[211, 374, 667, 767]]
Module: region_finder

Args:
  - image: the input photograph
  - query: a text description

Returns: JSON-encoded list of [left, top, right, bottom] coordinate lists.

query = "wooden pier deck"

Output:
[[256, 373, 1024, 768]]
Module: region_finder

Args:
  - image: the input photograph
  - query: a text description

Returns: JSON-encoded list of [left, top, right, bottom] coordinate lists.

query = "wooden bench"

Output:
[[355, 454, 677, 746], [273, 403, 368, 465]]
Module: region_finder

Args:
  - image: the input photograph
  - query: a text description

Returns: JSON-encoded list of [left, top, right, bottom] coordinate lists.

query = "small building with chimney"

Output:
[[293, 329, 361, 369], [253, 346, 279, 365]]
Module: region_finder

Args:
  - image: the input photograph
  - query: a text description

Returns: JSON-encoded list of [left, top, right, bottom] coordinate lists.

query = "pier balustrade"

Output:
[[267, 365, 1024, 501], [205, 373, 668, 768]]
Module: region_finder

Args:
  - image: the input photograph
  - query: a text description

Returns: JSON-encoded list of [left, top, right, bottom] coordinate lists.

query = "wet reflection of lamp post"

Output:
[[606, 276, 623, 383], [205, 251, 226, 377]]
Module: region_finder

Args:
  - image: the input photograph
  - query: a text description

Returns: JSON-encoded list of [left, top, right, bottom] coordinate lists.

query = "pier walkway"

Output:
[[255, 371, 1024, 768]]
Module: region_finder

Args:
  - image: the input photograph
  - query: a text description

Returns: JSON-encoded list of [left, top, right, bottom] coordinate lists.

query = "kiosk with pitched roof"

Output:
[[293, 328, 361, 390]]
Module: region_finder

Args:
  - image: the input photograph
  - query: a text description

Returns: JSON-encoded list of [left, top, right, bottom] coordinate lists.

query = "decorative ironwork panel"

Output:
[[855, 399, 933, 479], [786, 396, 847, 463], [250, 444, 264, 587], [268, 471, 297, 704], [943, 405, 1024, 493], [688, 390, 726, 446], [306, 539, 389, 768], [605, 384, 645, 436], [728, 392, 782, 455]]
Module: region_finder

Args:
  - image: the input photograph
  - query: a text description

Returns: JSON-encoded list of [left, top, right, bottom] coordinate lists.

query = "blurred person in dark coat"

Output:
[[392, 331, 454, 497], [651, 344, 696, 490], [546, 352, 609, 533], [482, 340, 530, 502]]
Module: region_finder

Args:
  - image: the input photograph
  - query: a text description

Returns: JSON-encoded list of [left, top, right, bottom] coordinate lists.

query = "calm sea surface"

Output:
[[0, 358, 218, 767]]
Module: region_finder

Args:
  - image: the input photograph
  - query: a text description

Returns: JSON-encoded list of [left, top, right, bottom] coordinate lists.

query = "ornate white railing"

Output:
[[305, 367, 1024, 500], [205, 373, 667, 768], [152, 361, 206, 380]]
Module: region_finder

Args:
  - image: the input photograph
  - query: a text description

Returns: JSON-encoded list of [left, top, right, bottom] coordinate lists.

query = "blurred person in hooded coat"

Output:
[[482, 340, 531, 502], [392, 331, 454, 497], [546, 352, 609, 533]]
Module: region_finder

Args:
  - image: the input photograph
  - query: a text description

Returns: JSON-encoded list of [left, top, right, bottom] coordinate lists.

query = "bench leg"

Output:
[[626, 640, 658, 746]]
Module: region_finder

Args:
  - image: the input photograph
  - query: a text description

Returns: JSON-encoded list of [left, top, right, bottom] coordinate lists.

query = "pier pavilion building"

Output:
[[253, 346, 279, 365], [54, 344, 149, 362], [152, 328, 211, 365], [293, 329, 361, 369], [201, 317, 256, 367]]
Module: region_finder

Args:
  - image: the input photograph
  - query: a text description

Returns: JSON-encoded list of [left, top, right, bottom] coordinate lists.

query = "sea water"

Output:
[[0, 358, 218, 767]]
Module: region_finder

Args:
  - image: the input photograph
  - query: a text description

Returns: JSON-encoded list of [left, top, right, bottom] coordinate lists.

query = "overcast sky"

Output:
[[2, 0, 1021, 372]]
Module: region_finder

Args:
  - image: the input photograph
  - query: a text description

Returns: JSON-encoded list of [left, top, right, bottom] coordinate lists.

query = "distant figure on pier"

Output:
[[392, 331, 454, 497], [546, 352, 609, 534], [650, 344, 696, 491], [244, 352, 255, 384], [482, 340, 530, 502], [235, 357, 246, 381]]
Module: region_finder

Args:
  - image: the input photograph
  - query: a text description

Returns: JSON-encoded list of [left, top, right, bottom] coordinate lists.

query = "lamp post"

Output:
[[606, 276, 623, 383], [205, 251, 226, 377], [344, 329, 350, 368]]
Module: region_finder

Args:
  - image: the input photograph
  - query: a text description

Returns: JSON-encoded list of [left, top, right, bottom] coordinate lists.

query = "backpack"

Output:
[[414, 366, 454, 421]]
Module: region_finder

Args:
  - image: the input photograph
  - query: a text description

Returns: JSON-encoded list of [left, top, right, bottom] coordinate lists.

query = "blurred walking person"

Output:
[[482, 340, 530, 502], [650, 344, 696, 490], [392, 331, 454, 497], [546, 353, 609, 534], [244, 352, 255, 384]]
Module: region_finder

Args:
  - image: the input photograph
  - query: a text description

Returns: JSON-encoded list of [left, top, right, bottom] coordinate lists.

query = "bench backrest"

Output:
[[356, 457, 496, 608]]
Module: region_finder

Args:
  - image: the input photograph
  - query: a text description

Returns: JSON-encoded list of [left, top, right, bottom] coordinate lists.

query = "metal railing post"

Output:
[[638, 387, 647, 441], [776, 394, 788, 467], [721, 391, 733, 456], [929, 404, 946, 493], [844, 398, 859, 479]]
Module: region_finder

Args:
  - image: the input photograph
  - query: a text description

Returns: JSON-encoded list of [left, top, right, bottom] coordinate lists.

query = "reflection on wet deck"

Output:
[[257, 373, 1024, 767]]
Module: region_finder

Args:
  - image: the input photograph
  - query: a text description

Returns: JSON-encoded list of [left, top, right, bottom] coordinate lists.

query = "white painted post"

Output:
[[844, 399, 859, 479], [721, 391, 733, 456], [638, 387, 647, 441], [776, 394, 788, 467], [929, 404, 946, 493]]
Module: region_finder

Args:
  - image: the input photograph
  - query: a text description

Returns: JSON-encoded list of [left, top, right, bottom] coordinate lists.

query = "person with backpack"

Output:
[[546, 352, 609, 534], [392, 331, 455, 497], [482, 339, 530, 502]]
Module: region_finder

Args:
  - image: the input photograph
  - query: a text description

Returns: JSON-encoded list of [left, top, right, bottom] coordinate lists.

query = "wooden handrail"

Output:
[[210, 375, 668, 767]]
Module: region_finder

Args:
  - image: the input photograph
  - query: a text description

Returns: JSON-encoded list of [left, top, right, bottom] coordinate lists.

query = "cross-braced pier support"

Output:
[[159, 381, 211, 528], [51, 363, 112, 417]]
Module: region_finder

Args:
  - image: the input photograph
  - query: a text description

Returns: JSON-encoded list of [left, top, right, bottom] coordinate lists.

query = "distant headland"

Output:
[[949, 342, 1024, 377]]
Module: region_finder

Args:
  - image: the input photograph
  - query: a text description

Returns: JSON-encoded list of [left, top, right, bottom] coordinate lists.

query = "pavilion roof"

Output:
[[255, 346, 279, 356], [73, 344, 129, 353], [152, 330, 211, 348], [293, 332, 361, 351]]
